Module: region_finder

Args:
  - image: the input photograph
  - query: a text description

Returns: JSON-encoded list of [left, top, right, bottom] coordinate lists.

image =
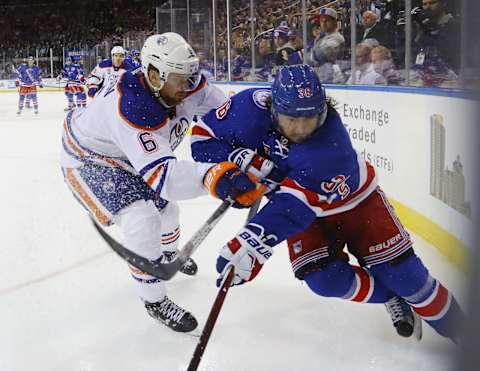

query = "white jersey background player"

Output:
[[86, 45, 135, 98], [60, 33, 233, 332]]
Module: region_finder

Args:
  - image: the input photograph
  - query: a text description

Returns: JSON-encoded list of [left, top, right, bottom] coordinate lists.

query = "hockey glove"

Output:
[[15, 80, 19, 87], [204, 161, 265, 209], [39, 83, 44, 88], [228, 148, 285, 192], [216, 227, 273, 287], [87, 87, 98, 98]]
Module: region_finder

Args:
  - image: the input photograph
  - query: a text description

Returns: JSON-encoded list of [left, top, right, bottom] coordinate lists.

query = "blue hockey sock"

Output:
[[370, 253, 463, 341], [304, 259, 395, 303]]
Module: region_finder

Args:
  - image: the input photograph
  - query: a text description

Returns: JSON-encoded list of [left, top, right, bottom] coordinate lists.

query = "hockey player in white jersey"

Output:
[[60, 33, 257, 332], [86, 45, 136, 98]]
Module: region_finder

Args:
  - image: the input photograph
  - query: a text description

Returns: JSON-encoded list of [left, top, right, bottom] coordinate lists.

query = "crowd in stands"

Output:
[[0, 0, 462, 88], [199, 0, 461, 87], [0, 0, 156, 58]]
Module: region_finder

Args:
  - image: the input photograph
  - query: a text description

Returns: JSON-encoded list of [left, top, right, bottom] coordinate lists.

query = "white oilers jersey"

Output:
[[61, 72, 227, 201], [86, 59, 134, 92]]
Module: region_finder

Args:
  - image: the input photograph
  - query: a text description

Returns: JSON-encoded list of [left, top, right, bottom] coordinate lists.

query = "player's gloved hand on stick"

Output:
[[87, 87, 98, 98], [39, 83, 44, 88], [204, 161, 265, 209], [228, 148, 286, 191], [216, 226, 273, 287]]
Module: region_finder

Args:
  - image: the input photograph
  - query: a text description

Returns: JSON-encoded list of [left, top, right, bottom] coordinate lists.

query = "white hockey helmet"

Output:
[[140, 32, 200, 94], [111, 46, 126, 56]]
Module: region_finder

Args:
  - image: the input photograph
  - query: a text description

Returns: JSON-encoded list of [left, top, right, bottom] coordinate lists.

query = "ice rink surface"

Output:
[[0, 92, 465, 371]]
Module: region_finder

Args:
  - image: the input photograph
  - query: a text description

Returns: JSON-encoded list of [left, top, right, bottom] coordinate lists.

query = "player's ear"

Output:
[[147, 65, 160, 86]]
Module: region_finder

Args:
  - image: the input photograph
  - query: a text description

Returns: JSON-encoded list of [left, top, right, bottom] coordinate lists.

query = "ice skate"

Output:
[[145, 296, 198, 333], [385, 296, 422, 341]]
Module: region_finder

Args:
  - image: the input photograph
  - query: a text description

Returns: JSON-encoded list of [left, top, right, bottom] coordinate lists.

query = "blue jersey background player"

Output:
[[15, 56, 43, 114], [58, 57, 87, 110], [191, 64, 463, 343]]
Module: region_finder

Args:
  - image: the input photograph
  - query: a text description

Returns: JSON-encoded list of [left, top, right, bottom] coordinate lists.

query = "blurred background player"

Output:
[[86, 45, 135, 99], [125, 49, 141, 69], [191, 64, 464, 343], [15, 56, 43, 115], [59, 33, 253, 333], [57, 57, 87, 111]]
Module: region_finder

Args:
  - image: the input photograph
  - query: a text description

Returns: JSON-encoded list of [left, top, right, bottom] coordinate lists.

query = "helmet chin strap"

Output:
[[144, 73, 172, 108]]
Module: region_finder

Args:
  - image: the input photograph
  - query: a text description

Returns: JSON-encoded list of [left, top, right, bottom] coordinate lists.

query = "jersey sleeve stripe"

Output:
[[155, 162, 170, 193], [278, 162, 377, 217], [190, 118, 217, 143], [139, 156, 176, 177], [146, 165, 163, 187]]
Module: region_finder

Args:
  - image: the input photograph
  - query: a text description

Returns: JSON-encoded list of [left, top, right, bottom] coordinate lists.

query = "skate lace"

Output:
[[158, 298, 187, 323], [385, 297, 410, 323]]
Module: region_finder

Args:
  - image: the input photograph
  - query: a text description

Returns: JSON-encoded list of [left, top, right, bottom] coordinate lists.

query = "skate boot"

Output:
[[145, 296, 198, 333], [162, 250, 198, 276], [385, 296, 422, 340], [16, 109, 22, 115], [180, 258, 198, 276], [34, 108, 39, 114]]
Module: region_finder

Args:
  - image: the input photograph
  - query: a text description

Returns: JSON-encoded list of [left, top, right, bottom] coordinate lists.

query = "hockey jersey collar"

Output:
[[116, 72, 169, 131]]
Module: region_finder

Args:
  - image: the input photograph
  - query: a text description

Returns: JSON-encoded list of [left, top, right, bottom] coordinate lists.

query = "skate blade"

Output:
[[413, 311, 423, 342]]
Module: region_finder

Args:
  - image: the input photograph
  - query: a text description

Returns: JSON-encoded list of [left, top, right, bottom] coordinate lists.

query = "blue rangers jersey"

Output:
[[15, 63, 42, 87], [60, 63, 85, 84], [191, 88, 377, 246]]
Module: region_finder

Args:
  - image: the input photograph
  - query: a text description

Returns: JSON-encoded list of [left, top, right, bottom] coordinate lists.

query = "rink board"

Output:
[[212, 81, 477, 270]]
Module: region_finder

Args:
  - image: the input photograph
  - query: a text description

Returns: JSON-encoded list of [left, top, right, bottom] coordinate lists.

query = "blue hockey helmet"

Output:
[[271, 64, 327, 120]]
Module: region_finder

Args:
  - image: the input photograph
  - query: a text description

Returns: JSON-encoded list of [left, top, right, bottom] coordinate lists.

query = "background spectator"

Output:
[[347, 43, 387, 85]]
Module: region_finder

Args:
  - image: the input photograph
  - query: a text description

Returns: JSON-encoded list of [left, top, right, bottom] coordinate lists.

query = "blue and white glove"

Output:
[[216, 226, 273, 287], [228, 148, 285, 192]]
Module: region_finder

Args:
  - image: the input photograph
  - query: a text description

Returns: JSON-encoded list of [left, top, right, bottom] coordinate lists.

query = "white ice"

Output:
[[0, 92, 465, 371]]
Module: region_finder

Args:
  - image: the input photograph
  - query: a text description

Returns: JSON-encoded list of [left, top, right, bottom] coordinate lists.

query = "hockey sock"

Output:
[[30, 94, 38, 109], [304, 258, 395, 303], [370, 253, 464, 341], [66, 93, 74, 108], [18, 94, 25, 110]]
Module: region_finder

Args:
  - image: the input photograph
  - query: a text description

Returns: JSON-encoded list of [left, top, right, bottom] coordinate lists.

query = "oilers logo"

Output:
[[169, 117, 189, 150], [157, 36, 168, 45]]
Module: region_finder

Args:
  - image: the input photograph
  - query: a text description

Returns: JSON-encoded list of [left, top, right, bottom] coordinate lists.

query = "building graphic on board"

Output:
[[430, 114, 471, 218]]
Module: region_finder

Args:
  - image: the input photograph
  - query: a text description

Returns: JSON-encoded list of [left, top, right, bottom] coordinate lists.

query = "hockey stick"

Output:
[[186, 266, 235, 371], [186, 197, 261, 371], [91, 199, 233, 281]]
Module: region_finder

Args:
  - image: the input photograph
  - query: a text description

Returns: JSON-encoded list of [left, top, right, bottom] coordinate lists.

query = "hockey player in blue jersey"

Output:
[[125, 49, 141, 69], [57, 57, 87, 110], [191, 64, 463, 343], [15, 56, 43, 115]]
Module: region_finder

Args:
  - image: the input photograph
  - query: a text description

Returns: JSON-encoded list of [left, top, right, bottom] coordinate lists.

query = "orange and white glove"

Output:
[[204, 161, 265, 208]]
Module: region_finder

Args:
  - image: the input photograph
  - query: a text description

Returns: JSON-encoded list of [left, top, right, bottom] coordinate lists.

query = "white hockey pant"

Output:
[[114, 200, 180, 303]]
